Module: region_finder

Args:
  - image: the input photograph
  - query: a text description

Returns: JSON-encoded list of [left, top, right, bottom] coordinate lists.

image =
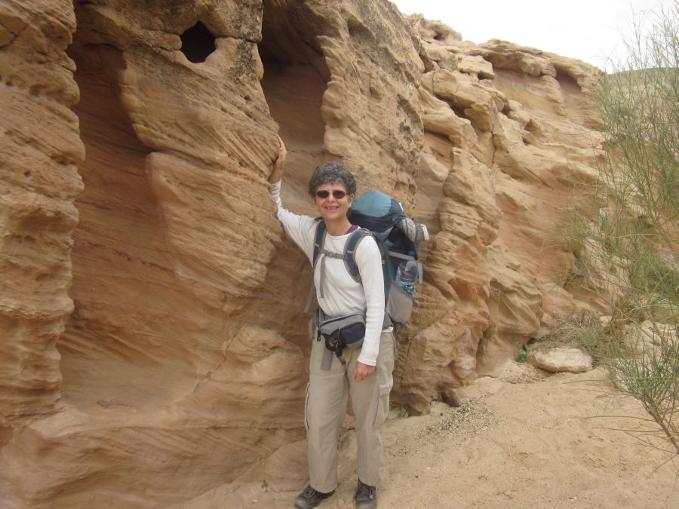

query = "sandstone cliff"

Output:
[[0, 1, 606, 506]]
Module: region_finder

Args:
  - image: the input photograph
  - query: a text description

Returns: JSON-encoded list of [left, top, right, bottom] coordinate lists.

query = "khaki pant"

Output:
[[305, 329, 395, 493]]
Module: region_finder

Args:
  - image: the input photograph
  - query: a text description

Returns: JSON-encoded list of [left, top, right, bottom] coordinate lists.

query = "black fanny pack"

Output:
[[317, 310, 366, 355]]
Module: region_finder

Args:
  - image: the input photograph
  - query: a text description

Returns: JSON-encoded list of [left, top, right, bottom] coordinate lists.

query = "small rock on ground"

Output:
[[528, 346, 593, 373]]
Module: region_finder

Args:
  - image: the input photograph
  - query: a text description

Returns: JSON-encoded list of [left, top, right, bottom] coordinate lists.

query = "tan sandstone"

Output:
[[528, 346, 594, 373], [0, 1, 622, 506]]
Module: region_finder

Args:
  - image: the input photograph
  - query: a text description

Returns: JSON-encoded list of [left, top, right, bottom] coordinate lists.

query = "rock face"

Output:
[[0, 0, 608, 506], [395, 17, 605, 412], [0, 0, 84, 426]]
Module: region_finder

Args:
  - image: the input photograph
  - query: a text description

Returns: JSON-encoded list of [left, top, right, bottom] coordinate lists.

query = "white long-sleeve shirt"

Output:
[[270, 181, 385, 366]]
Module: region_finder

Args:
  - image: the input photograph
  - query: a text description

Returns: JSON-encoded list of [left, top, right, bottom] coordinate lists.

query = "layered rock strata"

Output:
[[0, 1, 606, 506], [395, 17, 604, 412], [0, 1, 83, 424]]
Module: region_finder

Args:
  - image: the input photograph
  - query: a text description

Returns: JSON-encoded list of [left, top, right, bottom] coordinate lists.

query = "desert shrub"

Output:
[[568, 2, 679, 454], [614, 323, 679, 454]]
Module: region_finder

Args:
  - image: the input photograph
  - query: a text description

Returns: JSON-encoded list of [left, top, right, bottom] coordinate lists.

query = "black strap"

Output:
[[309, 223, 378, 306], [304, 220, 326, 313], [312, 219, 326, 269], [343, 228, 372, 283]]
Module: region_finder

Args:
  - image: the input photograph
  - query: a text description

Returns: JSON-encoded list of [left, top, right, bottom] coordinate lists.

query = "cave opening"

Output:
[[243, 1, 334, 348], [180, 21, 216, 63], [258, 0, 329, 212]]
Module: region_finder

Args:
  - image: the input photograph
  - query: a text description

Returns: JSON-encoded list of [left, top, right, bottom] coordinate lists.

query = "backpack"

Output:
[[307, 190, 428, 327]]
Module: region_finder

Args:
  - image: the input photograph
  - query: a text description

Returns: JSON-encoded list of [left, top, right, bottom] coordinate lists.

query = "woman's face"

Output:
[[313, 181, 351, 223]]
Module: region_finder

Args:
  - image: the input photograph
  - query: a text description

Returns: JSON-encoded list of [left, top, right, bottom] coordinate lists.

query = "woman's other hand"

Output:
[[353, 361, 375, 382], [269, 135, 287, 183]]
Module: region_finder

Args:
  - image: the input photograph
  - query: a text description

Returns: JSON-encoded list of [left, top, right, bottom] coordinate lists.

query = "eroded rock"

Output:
[[0, 0, 84, 424], [528, 347, 594, 373], [1, 0, 611, 506]]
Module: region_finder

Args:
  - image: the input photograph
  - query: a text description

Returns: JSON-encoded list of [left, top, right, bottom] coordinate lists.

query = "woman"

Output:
[[269, 136, 394, 509]]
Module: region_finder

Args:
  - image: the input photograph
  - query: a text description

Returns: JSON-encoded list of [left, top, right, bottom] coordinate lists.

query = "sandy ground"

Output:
[[184, 364, 678, 509]]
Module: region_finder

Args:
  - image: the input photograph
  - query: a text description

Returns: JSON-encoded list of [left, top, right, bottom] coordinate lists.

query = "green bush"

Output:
[[573, 2, 679, 455]]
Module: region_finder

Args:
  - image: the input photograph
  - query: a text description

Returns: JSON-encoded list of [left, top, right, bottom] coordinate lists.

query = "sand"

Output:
[[184, 364, 678, 508]]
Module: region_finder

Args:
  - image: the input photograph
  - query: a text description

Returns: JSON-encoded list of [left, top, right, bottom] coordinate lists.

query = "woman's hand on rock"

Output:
[[269, 135, 287, 183]]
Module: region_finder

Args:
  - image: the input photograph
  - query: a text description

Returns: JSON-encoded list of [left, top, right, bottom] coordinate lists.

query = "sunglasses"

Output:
[[315, 190, 347, 199]]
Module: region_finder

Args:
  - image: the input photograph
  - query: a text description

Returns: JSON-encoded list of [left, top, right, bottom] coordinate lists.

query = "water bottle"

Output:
[[395, 259, 418, 295]]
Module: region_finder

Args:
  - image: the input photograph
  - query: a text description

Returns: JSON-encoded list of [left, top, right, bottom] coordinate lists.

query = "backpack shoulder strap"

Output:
[[304, 219, 326, 314], [343, 228, 376, 283], [312, 219, 326, 268]]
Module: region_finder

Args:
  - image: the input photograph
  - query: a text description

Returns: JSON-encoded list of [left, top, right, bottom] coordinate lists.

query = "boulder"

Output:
[[528, 347, 594, 373]]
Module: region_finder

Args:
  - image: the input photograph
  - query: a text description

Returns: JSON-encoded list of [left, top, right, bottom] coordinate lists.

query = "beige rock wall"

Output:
[[0, 1, 607, 506], [0, 1, 83, 424], [394, 18, 606, 412]]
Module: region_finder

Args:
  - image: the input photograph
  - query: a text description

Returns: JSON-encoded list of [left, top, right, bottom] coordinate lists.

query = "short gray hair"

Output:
[[308, 161, 357, 197]]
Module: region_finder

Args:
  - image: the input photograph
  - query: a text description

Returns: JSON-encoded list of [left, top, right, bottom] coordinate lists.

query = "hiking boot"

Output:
[[354, 479, 377, 509], [293, 484, 335, 509]]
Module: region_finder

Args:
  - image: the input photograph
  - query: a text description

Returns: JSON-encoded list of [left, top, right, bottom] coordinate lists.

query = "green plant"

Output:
[[514, 348, 528, 364], [572, 1, 679, 456], [613, 323, 679, 454], [554, 205, 593, 253], [540, 313, 614, 359]]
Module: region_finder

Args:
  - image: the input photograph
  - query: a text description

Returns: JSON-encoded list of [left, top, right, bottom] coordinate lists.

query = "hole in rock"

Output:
[[258, 0, 329, 213], [250, 1, 332, 344], [554, 66, 597, 129], [180, 21, 216, 63], [554, 66, 581, 91]]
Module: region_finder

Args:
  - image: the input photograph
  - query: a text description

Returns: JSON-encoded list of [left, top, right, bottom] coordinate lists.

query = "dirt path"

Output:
[[184, 364, 678, 508]]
